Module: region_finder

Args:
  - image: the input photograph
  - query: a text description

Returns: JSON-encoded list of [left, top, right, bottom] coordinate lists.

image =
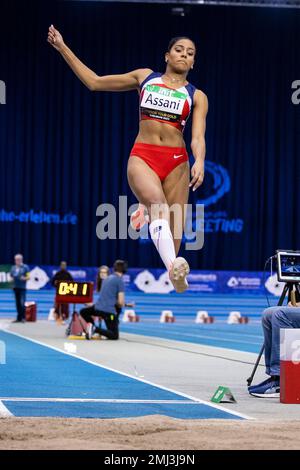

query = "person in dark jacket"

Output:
[[81, 260, 127, 340], [51, 261, 73, 323]]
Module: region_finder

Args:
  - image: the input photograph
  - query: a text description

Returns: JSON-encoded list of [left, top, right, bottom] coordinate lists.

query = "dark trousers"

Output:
[[80, 305, 119, 340], [55, 303, 70, 320], [262, 306, 300, 376], [13, 288, 26, 321]]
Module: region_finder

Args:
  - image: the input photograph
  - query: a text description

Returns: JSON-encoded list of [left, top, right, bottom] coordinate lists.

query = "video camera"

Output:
[[276, 250, 300, 283]]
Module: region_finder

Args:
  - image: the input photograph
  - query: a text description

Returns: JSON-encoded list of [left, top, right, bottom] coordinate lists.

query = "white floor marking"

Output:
[[0, 321, 11, 332], [1, 329, 254, 420], [0, 400, 13, 417]]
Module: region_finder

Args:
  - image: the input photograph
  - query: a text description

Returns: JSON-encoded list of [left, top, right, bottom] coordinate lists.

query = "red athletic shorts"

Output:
[[129, 142, 189, 181]]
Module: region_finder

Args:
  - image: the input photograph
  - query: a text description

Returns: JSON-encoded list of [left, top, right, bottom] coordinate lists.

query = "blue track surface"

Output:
[[0, 331, 243, 420], [121, 322, 264, 354], [5, 402, 237, 419]]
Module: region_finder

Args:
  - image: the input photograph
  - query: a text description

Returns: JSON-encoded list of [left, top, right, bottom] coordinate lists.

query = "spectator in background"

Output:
[[51, 261, 73, 286], [80, 260, 127, 340], [96, 265, 110, 292], [51, 261, 73, 323], [95, 263, 133, 324], [10, 254, 30, 323]]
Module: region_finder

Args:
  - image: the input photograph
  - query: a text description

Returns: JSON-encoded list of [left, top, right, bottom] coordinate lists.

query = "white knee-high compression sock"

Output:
[[149, 218, 176, 271]]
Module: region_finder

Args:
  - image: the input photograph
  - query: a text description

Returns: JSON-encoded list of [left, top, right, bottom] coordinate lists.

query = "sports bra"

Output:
[[139, 72, 197, 133]]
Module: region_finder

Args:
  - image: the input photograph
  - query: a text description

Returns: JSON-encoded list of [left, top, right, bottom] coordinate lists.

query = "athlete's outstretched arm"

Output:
[[47, 25, 152, 91], [90, 68, 152, 92], [189, 90, 209, 191]]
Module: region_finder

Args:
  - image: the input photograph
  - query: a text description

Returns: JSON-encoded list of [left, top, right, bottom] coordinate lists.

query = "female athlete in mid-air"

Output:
[[47, 25, 208, 293]]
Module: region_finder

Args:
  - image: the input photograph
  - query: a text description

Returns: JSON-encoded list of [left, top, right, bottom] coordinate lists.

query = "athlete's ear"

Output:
[[165, 53, 169, 63]]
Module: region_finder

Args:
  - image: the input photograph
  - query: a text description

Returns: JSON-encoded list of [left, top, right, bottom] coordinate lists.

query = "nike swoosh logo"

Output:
[[173, 154, 183, 159]]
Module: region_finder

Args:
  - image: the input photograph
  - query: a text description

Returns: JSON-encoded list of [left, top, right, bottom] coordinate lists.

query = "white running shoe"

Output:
[[130, 204, 149, 231], [169, 257, 190, 293], [85, 323, 95, 340]]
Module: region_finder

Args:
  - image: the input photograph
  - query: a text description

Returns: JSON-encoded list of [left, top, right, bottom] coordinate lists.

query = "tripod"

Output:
[[246, 281, 300, 387]]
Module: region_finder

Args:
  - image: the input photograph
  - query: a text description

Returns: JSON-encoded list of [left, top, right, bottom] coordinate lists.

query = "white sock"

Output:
[[149, 218, 176, 271]]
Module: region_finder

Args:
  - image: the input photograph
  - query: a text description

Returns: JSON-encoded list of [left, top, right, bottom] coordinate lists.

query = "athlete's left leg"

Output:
[[162, 161, 190, 255], [162, 161, 190, 292]]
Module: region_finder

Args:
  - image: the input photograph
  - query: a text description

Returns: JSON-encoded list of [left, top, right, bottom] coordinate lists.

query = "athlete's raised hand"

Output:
[[47, 24, 65, 52]]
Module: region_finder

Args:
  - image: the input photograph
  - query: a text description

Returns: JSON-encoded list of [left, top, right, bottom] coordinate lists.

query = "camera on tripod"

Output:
[[275, 250, 300, 306]]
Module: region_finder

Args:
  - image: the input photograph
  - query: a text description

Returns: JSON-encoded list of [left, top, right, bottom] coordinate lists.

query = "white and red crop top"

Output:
[[139, 72, 196, 133]]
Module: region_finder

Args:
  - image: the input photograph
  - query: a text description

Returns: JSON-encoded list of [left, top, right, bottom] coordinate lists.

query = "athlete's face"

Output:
[[166, 39, 196, 73]]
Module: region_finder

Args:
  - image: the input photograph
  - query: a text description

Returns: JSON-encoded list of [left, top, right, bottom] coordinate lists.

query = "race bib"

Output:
[[141, 85, 187, 122]]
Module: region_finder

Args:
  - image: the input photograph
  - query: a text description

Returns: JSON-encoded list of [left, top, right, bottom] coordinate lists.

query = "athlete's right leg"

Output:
[[127, 156, 176, 272], [130, 203, 149, 230]]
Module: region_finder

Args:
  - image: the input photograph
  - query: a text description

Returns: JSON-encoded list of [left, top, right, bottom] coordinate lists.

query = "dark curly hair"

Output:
[[167, 36, 196, 53], [113, 259, 128, 274]]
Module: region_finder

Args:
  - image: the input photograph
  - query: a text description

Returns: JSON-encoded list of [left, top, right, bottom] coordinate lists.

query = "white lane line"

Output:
[[1, 398, 205, 404], [0, 400, 13, 417], [2, 329, 254, 421]]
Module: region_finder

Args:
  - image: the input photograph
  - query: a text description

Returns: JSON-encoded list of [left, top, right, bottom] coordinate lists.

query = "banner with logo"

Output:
[[20, 265, 284, 297], [0, 265, 13, 289]]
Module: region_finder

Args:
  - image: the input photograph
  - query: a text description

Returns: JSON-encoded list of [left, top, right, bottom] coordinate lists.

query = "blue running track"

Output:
[[121, 322, 263, 354]]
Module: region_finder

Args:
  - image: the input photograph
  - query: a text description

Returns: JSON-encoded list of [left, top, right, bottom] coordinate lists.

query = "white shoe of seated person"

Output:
[[86, 323, 94, 340]]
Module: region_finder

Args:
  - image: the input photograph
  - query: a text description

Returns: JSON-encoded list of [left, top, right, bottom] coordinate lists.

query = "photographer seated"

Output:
[[249, 291, 300, 398], [80, 260, 127, 340]]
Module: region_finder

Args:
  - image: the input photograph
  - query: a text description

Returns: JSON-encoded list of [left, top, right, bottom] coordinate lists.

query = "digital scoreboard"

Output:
[[55, 281, 94, 304]]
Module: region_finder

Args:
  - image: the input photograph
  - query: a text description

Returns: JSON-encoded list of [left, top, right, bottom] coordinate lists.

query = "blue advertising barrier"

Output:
[[5, 265, 282, 297]]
